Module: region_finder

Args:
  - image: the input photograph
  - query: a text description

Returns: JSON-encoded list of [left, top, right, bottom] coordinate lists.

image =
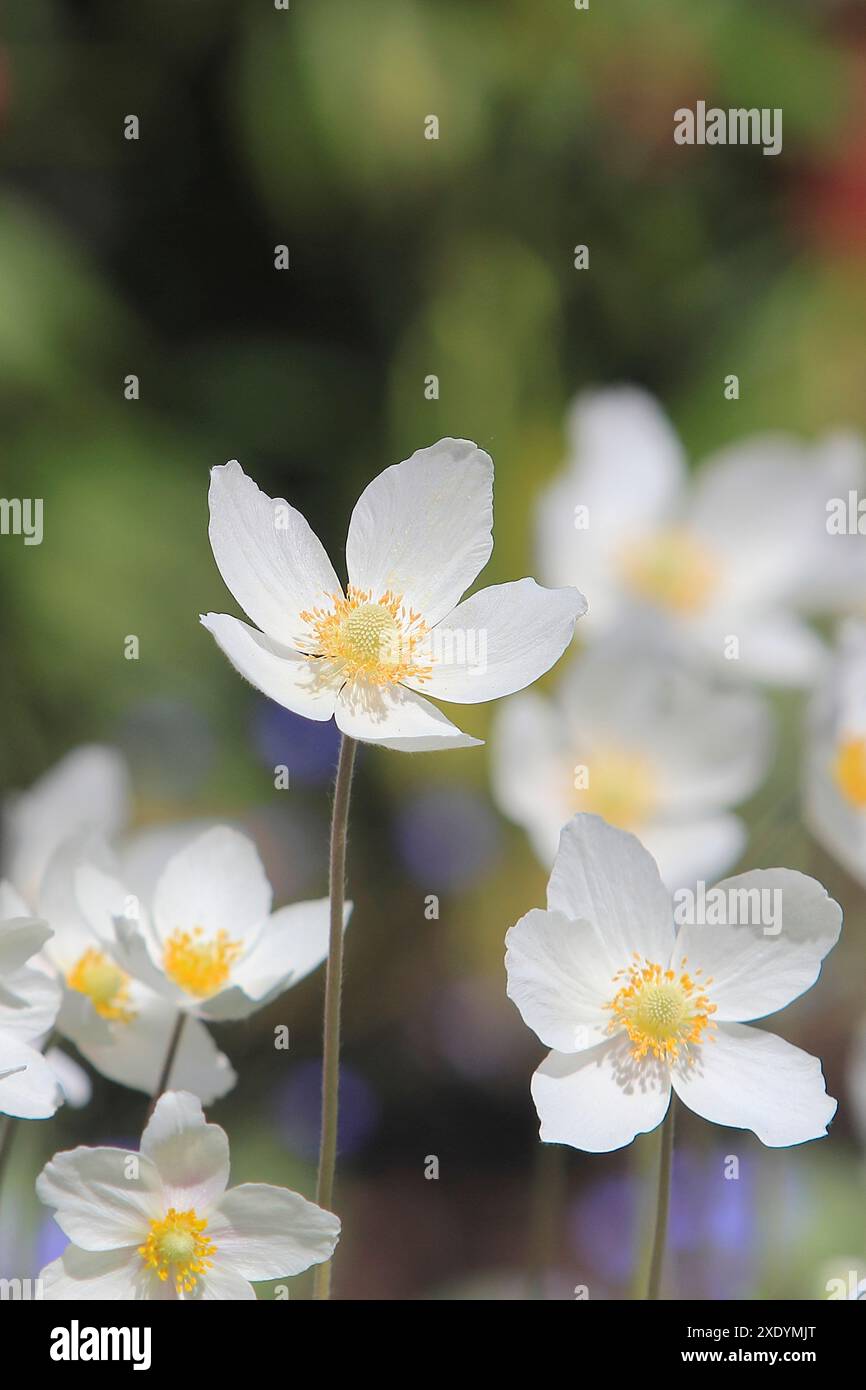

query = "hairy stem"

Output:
[[312, 734, 357, 1300], [646, 1096, 677, 1299]]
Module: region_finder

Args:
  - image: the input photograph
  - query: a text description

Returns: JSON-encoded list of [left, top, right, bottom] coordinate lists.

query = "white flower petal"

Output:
[[45, 1048, 92, 1109], [36, 1146, 162, 1249], [0, 1034, 61, 1118], [193, 985, 264, 1023], [0, 916, 52, 978], [120, 821, 221, 904], [208, 460, 342, 647], [209, 1183, 340, 1279], [674, 869, 842, 1022], [197, 1262, 256, 1300], [709, 611, 826, 686], [2, 745, 130, 907], [531, 1036, 671, 1153], [335, 678, 481, 751], [39, 837, 119, 968], [141, 1090, 230, 1211], [153, 826, 271, 947], [0, 965, 62, 1042], [688, 437, 813, 603], [671, 1023, 836, 1146], [201, 612, 340, 721], [0, 880, 30, 918], [77, 997, 236, 1105], [404, 579, 585, 704], [345, 438, 493, 627], [640, 814, 746, 894], [40, 1245, 165, 1301], [232, 899, 349, 1002], [547, 815, 675, 971], [535, 387, 685, 612], [505, 909, 612, 1052], [489, 692, 568, 862]]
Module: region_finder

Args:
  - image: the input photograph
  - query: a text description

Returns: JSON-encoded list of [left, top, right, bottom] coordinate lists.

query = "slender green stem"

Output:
[[147, 1010, 187, 1120], [646, 1096, 677, 1299], [312, 734, 357, 1301], [527, 1142, 566, 1299]]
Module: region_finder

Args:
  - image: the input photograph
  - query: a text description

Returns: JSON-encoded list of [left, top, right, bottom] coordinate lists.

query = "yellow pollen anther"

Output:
[[163, 927, 242, 998], [833, 736, 866, 809], [297, 586, 432, 687], [573, 747, 657, 829], [606, 956, 716, 1063], [620, 528, 719, 615], [139, 1208, 216, 1294], [66, 948, 136, 1023]]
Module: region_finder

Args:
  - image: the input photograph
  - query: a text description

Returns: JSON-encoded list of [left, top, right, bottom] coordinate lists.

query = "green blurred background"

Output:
[[1, 0, 866, 1299]]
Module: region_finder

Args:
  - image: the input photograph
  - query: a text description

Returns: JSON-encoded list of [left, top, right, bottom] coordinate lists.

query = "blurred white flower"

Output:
[[202, 445, 586, 751], [43, 1046, 92, 1110], [801, 431, 866, 617], [535, 387, 829, 685], [0, 887, 62, 1119], [2, 745, 130, 909], [505, 814, 840, 1152], [491, 636, 772, 889], [76, 825, 343, 1024], [804, 620, 866, 888], [23, 842, 235, 1107], [38, 1090, 339, 1299]]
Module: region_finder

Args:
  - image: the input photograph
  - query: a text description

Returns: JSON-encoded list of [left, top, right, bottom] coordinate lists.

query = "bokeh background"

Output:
[[1, 0, 866, 1300]]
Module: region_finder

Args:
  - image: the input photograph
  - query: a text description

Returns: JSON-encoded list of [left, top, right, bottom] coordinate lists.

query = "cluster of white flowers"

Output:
[[0, 747, 344, 1297], [2, 422, 859, 1300]]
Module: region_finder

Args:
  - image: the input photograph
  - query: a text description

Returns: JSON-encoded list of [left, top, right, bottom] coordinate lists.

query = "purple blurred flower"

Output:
[[394, 786, 502, 890], [570, 1147, 760, 1297], [251, 700, 341, 786], [274, 1060, 379, 1161]]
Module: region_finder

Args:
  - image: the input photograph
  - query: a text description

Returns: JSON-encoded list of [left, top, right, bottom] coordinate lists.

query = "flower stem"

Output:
[[312, 733, 357, 1301], [526, 1142, 566, 1299], [147, 1010, 187, 1120], [645, 1095, 677, 1299]]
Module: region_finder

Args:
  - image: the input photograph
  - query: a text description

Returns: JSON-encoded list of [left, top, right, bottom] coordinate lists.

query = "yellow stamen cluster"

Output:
[[573, 748, 657, 830], [163, 927, 242, 998], [833, 736, 866, 809], [620, 529, 718, 615], [139, 1208, 215, 1294], [66, 948, 136, 1023], [297, 586, 432, 687], [606, 954, 716, 1063]]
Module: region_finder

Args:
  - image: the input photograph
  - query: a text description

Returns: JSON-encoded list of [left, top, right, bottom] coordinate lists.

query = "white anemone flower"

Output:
[[0, 884, 62, 1120], [37, 1090, 340, 1299], [491, 636, 772, 890], [505, 814, 840, 1152], [2, 745, 130, 909], [74, 825, 342, 1025], [21, 845, 235, 1106], [801, 430, 866, 617], [804, 620, 866, 889], [535, 387, 827, 685], [201, 444, 586, 751]]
